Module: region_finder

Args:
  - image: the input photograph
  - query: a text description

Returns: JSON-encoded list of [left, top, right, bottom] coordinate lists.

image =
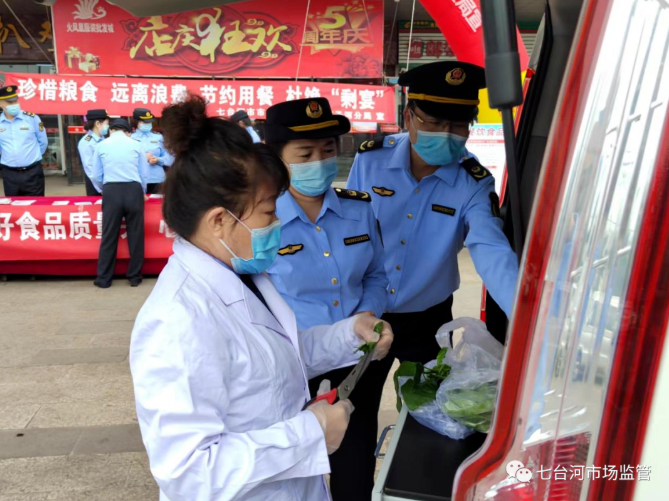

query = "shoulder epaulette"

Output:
[[461, 157, 492, 182], [334, 187, 371, 202], [358, 137, 385, 153], [23, 111, 35, 117], [84, 135, 92, 142], [152, 131, 161, 135]]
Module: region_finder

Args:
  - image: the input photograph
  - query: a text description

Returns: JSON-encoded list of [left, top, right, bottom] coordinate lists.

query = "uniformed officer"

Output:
[[264, 97, 389, 501], [77, 109, 109, 195], [0, 85, 48, 196], [91, 118, 150, 289], [231, 109, 262, 143], [131, 108, 173, 194], [347, 61, 519, 364]]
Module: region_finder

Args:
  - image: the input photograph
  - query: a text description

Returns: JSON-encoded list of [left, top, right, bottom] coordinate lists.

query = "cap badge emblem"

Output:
[[445, 68, 466, 86], [306, 101, 323, 119], [6, 87, 12, 92]]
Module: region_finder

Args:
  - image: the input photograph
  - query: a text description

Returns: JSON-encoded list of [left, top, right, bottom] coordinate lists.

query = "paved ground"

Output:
[[0, 176, 482, 499]]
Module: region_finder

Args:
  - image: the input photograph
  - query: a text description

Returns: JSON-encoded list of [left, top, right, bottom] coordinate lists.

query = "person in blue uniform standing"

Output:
[[231, 109, 263, 143], [131, 108, 173, 194], [77, 109, 109, 196], [264, 97, 389, 501], [91, 118, 150, 289], [0, 85, 48, 196], [347, 61, 519, 365]]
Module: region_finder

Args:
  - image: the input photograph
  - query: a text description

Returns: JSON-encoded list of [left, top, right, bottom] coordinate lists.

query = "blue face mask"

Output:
[[219, 211, 282, 275], [138, 123, 153, 133], [5, 104, 21, 117], [412, 130, 468, 166], [99, 123, 109, 136], [289, 156, 338, 197]]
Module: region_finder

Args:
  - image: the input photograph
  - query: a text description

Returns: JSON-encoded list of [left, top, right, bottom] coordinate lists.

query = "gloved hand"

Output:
[[353, 314, 393, 360], [306, 380, 355, 455]]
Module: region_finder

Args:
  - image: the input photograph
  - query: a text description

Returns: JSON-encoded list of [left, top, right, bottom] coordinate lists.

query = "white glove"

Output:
[[306, 380, 355, 455], [353, 314, 393, 360]]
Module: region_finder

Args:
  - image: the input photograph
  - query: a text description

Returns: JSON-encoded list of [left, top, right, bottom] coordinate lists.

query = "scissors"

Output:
[[302, 350, 374, 410]]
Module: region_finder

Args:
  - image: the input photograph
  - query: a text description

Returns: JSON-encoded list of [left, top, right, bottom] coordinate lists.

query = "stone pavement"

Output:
[[0, 175, 482, 500]]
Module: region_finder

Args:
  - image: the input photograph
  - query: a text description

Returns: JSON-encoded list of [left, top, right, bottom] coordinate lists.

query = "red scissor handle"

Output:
[[302, 389, 338, 410]]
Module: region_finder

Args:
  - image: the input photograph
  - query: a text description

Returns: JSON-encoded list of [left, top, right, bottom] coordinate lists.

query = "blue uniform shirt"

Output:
[[267, 188, 388, 330], [131, 130, 173, 184], [347, 133, 518, 317], [77, 131, 104, 183], [0, 111, 48, 168], [246, 126, 262, 143], [91, 131, 150, 193]]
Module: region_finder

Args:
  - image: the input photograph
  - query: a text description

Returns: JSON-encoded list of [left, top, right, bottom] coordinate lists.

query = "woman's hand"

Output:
[[306, 380, 355, 455], [353, 314, 393, 360]]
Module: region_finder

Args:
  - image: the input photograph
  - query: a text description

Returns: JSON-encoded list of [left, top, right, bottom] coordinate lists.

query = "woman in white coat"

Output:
[[130, 95, 393, 501]]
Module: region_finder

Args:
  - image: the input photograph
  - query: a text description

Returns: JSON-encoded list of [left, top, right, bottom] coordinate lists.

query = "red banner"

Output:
[[3, 72, 395, 123], [0, 197, 173, 275], [417, 0, 528, 70], [52, 0, 383, 78]]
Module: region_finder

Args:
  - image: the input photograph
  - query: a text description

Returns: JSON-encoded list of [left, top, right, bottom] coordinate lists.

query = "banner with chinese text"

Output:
[[4, 72, 395, 123], [52, 0, 383, 78], [0, 197, 173, 275], [417, 0, 528, 70]]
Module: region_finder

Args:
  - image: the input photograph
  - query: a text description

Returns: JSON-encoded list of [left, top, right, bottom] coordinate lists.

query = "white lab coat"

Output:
[[130, 238, 362, 501]]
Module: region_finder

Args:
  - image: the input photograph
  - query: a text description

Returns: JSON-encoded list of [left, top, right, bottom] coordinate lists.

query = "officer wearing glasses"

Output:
[[347, 61, 519, 366]]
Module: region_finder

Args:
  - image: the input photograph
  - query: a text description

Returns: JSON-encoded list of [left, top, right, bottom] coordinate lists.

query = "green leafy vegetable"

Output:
[[356, 341, 377, 356], [374, 321, 384, 334], [441, 381, 496, 432], [393, 348, 451, 412]]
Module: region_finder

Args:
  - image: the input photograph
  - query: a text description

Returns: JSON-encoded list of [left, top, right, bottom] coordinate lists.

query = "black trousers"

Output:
[[312, 297, 453, 501], [1, 163, 44, 196], [84, 175, 99, 196], [96, 182, 145, 286], [146, 183, 162, 195]]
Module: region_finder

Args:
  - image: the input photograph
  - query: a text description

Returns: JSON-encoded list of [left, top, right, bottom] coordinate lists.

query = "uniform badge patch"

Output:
[[372, 186, 395, 197], [432, 204, 456, 216], [490, 193, 502, 218], [446, 68, 466, 86], [344, 234, 371, 246], [84, 135, 92, 141], [278, 244, 304, 256], [39, 122, 44, 132], [306, 101, 323, 119], [461, 158, 491, 181]]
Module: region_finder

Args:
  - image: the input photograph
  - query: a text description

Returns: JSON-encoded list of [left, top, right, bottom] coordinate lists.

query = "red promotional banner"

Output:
[[417, 0, 529, 70], [0, 197, 174, 275], [4, 72, 395, 123], [52, 0, 384, 78]]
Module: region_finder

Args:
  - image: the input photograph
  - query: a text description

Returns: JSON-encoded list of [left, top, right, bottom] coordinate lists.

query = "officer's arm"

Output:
[[91, 147, 104, 194], [463, 179, 519, 317], [355, 208, 389, 318], [35, 115, 48, 155], [156, 139, 174, 167], [346, 153, 363, 191], [138, 146, 150, 194]]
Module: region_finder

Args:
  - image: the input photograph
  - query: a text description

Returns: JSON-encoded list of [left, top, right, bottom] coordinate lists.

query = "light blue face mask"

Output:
[[289, 156, 338, 197], [219, 211, 282, 275], [99, 123, 109, 136], [138, 123, 153, 133], [413, 130, 468, 166], [5, 104, 21, 117]]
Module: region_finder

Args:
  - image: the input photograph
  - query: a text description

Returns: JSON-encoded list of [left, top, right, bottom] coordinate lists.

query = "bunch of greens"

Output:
[[393, 347, 451, 412], [355, 322, 384, 358], [441, 381, 497, 432]]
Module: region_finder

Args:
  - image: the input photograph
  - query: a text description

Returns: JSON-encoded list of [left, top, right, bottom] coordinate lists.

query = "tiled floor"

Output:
[[0, 176, 483, 499]]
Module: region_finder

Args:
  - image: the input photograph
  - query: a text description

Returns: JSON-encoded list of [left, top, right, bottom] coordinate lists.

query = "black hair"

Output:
[[83, 119, 100, 131], [161, 94, 290, 239]]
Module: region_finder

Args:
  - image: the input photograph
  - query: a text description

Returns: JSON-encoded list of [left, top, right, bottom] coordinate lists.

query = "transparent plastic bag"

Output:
[[398, 370, 474, 439], [435, 318, 503, 433]]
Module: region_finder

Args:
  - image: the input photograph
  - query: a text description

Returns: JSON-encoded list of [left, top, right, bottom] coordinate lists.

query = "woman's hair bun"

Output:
[[161, 94, 210, 157]]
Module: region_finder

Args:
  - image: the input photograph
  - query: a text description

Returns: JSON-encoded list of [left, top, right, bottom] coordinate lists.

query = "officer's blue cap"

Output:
[[0, 86, 19, 102], [265, 98, 350, 144], [399, 61, 486, 122]]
